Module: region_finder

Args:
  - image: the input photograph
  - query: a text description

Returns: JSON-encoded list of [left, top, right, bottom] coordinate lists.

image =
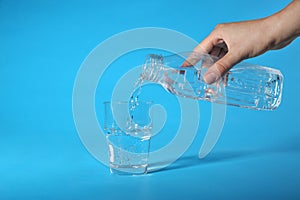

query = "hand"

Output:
[[192, 0, 300, 84], [194, 19, 274, 84]]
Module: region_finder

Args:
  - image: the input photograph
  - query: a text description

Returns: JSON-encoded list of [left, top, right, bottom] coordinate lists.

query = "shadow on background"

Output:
[[148, 150, 255, 173], [148, 132, 300, 173]]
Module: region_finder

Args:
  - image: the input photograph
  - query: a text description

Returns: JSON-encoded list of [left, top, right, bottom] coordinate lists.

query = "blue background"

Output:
[[1, 0, 300, 199]]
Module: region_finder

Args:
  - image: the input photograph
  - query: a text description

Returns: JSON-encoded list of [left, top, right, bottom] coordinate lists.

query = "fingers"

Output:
[[194, 32, 220, 54], [209, 42, 228, 58], [182, 28, 241, 85], [203, 52, 241, 84], [182, 32, 220, 67], [181, 55, 199, 67]]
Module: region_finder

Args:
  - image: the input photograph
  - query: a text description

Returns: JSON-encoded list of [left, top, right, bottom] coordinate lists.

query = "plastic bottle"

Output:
[[140, 52, 283, 110]]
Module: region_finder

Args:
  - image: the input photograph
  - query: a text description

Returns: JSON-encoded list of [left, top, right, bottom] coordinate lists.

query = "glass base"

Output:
[[110, 164, 148, 175]]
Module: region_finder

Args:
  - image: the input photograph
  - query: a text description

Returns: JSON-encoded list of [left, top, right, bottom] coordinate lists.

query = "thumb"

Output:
[[203, 52, 240, 84]]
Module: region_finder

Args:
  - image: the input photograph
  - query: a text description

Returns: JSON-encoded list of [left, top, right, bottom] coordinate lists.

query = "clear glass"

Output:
[[103, 101, 153, 175], [140, 52, 283, 110]]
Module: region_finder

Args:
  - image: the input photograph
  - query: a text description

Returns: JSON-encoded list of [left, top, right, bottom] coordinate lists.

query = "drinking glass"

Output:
[[103, 101, 153, 175]]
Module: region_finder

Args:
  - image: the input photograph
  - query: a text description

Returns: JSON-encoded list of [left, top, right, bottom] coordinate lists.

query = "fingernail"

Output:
[[204, 72, 218, 84]]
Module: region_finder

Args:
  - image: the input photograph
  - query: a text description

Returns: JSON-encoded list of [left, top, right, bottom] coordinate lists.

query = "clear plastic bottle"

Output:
[[140, 52, 283, 110]]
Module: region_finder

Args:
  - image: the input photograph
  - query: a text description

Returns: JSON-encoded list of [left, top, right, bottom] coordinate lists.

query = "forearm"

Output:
[[265, 0, 300, 49]]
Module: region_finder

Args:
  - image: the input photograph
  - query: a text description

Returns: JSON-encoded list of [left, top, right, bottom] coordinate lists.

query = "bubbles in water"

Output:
[[129, 73, 145, 116]]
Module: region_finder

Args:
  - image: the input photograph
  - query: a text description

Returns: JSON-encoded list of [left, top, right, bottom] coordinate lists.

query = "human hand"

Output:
[[193, 19, 275, 84], [191, 0, 300, 84]]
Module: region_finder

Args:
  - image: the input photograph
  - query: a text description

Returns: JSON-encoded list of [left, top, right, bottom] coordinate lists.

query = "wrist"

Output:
[[264, 0, 300, 49]]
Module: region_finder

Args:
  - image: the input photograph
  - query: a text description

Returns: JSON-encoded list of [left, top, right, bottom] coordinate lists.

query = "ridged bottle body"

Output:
[[141, 53, 283, 110]]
